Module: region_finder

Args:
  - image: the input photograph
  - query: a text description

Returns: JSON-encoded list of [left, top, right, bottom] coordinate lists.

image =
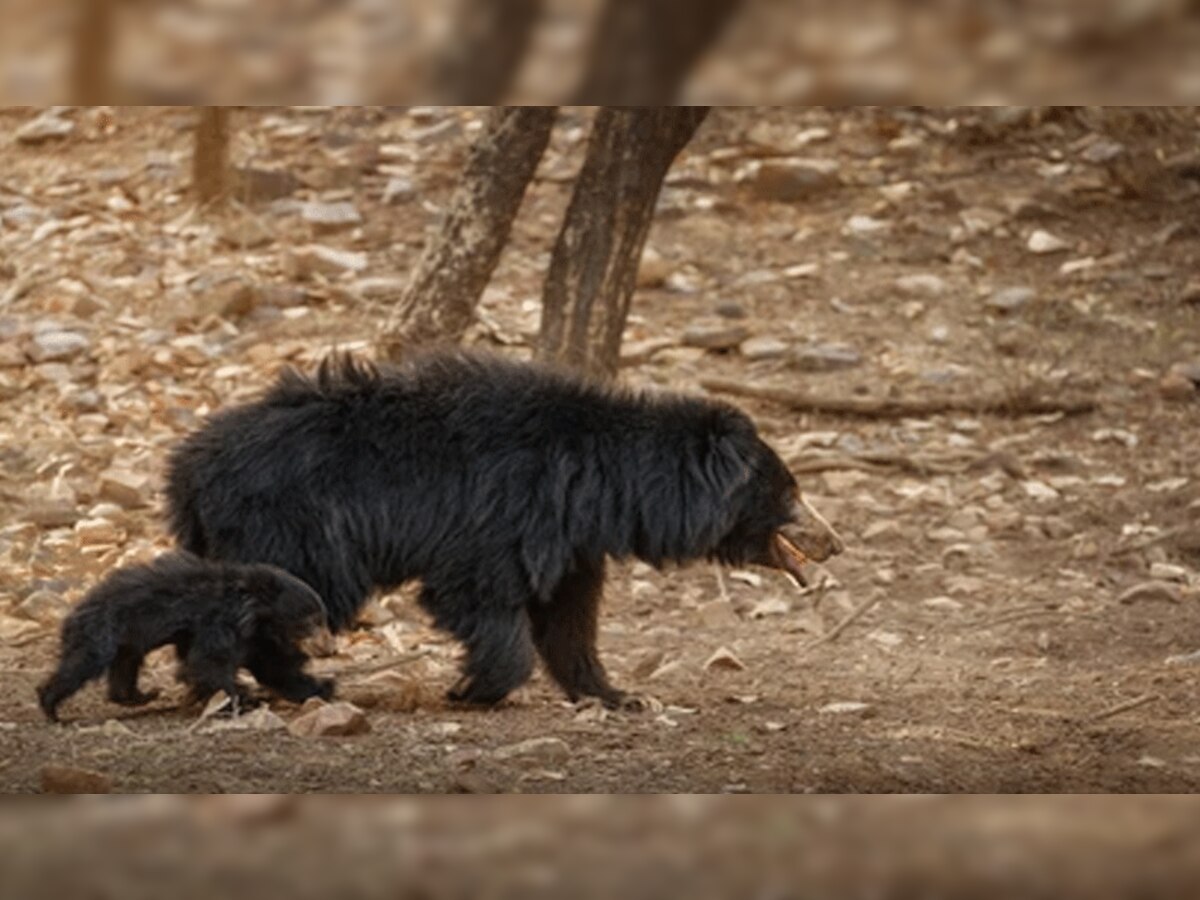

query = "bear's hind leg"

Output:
[[528, 558, 627, 708]]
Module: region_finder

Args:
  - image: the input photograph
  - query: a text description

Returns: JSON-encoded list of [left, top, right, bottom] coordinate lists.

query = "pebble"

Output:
[[923, 596, 964, 612], [1117, 581, 1181, 605], [844, 215, 890, 235], [28, 331, 90, 363], [818, 701, 872, 715], [17, 113, 75, 144], [492, 737, 570, 765], [895, 274, 947, 297], [382, 177, 416, 204], [74, 518, 123, 546], [1179, 280, 1200, 306], [791, 342, 862, 372], [40, 765, 111, 794], [1027, 230, 1070, 254], [714, 300, 747, 319], [986, 286, 1035, 314], [636, 248, 673, 288], [1159, 371, 1196, 400], [98, 469, 151, 509], [739, 335, 790, 360], [301, 201, 363, 232], [682, 322, 749, 350], [743, 158, 841, 202], [696, 600, 739, 629]]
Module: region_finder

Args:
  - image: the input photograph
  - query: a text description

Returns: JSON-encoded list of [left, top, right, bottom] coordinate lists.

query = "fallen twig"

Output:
[[1085, 692, 1160, 723], [701, 378, 1098, 419], [801, 594, 882, 651]]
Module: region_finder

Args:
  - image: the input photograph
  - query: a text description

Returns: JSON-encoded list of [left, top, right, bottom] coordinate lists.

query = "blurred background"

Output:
[[2, 0, 1200, 104]]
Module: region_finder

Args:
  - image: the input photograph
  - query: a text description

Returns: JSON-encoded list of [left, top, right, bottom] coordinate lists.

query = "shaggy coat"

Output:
[[166, 352, 842, 707], [38, 552, 333, 721]]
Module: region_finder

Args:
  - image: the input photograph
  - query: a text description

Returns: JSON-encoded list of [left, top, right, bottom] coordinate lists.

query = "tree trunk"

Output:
[[432, 0, 543, 102], [573, 0, 741, 103], [379, 106, 556, 360], [537, 107, 708, 378], [193, 107, 232, 205], [70, 0, 114, 104]]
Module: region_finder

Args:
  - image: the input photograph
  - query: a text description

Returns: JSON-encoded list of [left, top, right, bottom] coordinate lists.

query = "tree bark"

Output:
[[379, 106, 556, 360], [537, 107, 708, 378], [70, 0, 115, 104], [193, 107, 232, 205], [573, 0, 741, 103], [432, 0, 543, 102]]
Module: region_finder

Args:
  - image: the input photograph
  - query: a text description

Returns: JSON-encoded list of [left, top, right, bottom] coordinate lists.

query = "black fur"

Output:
[[166, 351, 801, 707], [37, 552, 334, 721]]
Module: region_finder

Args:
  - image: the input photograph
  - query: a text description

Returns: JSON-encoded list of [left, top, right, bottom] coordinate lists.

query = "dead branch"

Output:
[[337, 650, 431, 680], [801, 594, 882, 652], [1085, 692, 1160, 723], [701, 378, 1099, 419]]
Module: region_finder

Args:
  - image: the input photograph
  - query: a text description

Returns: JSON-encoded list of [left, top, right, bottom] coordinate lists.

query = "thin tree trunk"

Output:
[[193, 107, 232, 205], [379, 106, 556, 360], [573, 0, 741, 103], [432, 0, 543, 102], [537, 107, 708, 378], [70, 0, 114, 104]]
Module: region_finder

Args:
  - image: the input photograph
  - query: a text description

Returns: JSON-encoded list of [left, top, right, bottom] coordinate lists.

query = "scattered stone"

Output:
[[1021, 480, 1061, 502], [619, 337, 675, 367], [98, 469, 151, 509], [28, 331, 89, 363], [26, 501, 80, 529], [285, 245, 368, 279], [791, 342, 862, 372], [986, 286, 1035, 315], [352, 277, 406, 301], [40, 765, 111, 794], [17, 589, 70, 625], [0, 615, 41, 644], [1165, 649, 1200, 666], [743, 158, 841, 202], [630, 649, 667, 680], [492, 737, 570, 766], [682, 322, 749, 351], [1168, 362, 1200, 386], [301, 201, 362, 232], [862, 520, 901, 543], [1081, 138, 1125, 164], [1179, 280, 1200, 306], [1117, 581, 1181, 605], [749, 597, 790, 619], [1059, 257, 1095, 276], [844, 215, 890, 235], [714, 300, 747, 319], [819, 701, 872, 715], [17, 112, 75, 144], [1149, 563, 1188, 583], [382, 177, 416, 204], [452, 771, 502, 794], [1159, 370, 1196, 400], [1027, 230, 1070, 254], [703, 646, 746, 672], [1092, 428, 1138, 448], [218, 216, 274, 248], [74, 517, 123, 546], [636, 248, 673, 288], [287, 701, 370, 737], [740, 335, 790, 361], [923, 596, 964, 612], [895, 274, 947, 297]]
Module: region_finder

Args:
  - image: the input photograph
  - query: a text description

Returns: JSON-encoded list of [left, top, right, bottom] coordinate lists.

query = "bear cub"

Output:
[[38, 552, 334, 721]]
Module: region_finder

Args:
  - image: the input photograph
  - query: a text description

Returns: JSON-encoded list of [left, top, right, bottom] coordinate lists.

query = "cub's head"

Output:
[[240, 566, 329, 643], [708, 412, 844, 585]]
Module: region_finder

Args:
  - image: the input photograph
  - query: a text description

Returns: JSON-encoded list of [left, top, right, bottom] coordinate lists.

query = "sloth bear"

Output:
[[166, 351, 843, 708], [38, 552, 334, 721]]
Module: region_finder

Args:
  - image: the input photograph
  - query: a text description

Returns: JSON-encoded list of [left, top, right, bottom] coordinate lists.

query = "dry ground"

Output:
[[0, 106, 1198, 792]]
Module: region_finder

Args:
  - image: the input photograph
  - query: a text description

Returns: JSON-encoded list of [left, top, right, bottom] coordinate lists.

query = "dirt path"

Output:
[[1, 106, 1198, 792]]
